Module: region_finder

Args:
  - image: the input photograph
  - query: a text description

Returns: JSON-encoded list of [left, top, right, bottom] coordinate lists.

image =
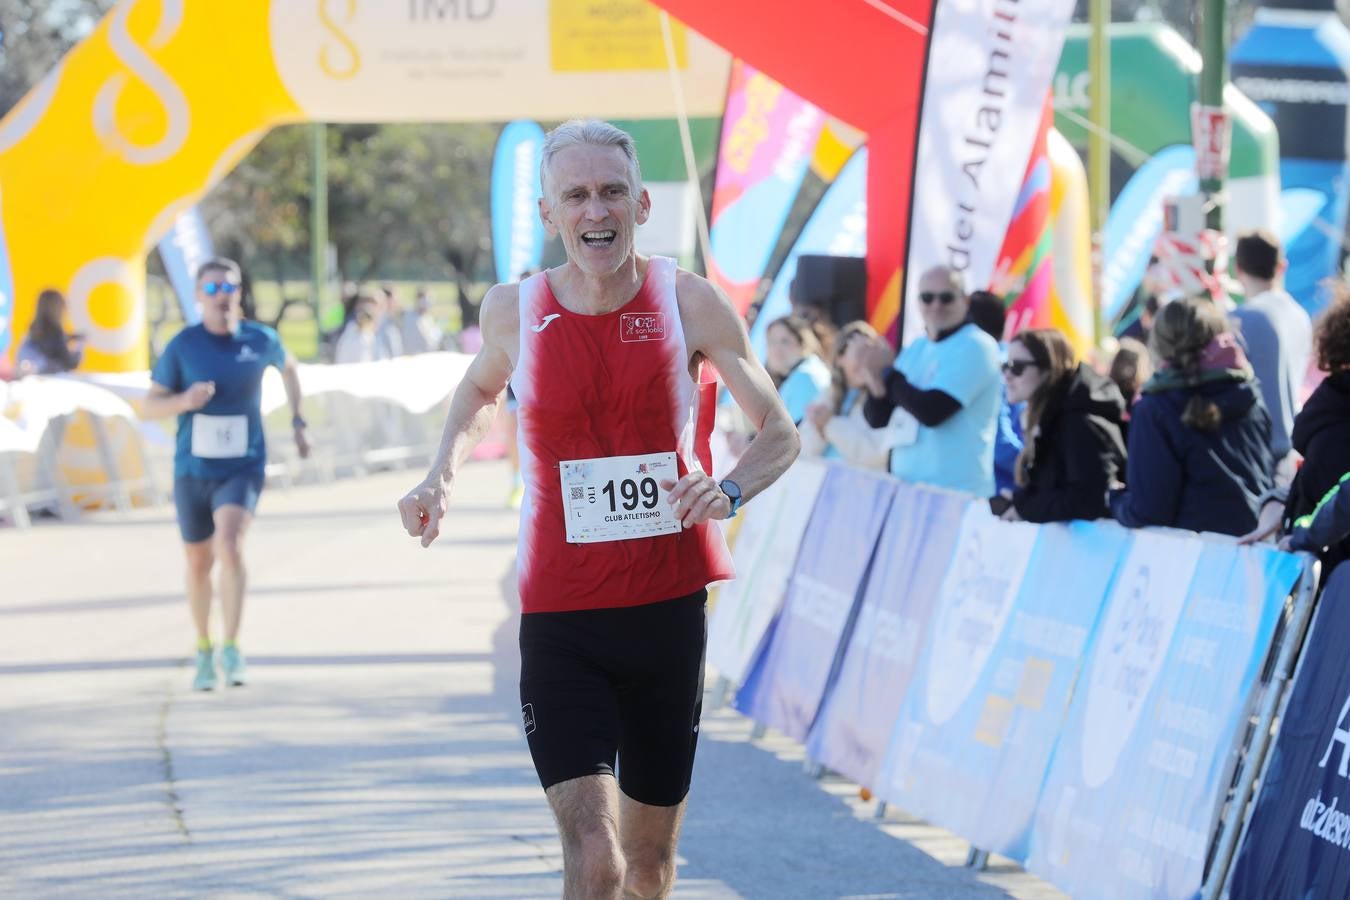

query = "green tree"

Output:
[[0, 0, 113, 117], [201, 126, 312, 288]]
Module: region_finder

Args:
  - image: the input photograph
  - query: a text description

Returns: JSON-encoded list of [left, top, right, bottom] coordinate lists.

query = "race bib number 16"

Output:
[[191, 414, 248, 459], [560, 452, 681, 544]]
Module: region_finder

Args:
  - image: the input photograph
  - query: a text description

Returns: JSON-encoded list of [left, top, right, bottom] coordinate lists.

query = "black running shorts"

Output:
[[518, 589, 707, 807]]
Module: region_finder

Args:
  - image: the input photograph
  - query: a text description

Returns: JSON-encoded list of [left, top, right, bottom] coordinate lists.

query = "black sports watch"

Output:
[[291, 414, 308, 430], [719, 478, 743, 519]]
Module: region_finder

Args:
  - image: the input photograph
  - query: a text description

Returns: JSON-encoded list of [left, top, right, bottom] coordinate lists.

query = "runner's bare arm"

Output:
[[662, 272, 799, 526], [281, 353, 310, 459], [141, 381, 214, 418], [398, 284, 517, 547]]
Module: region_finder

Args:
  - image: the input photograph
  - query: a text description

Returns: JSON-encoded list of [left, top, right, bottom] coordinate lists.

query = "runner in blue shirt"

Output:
[[142, 258, 310, 691]]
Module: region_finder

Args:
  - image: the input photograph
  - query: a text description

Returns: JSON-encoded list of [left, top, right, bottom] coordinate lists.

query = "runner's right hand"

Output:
[[398, 479, 449, 548], [182, 381, 215, 411]]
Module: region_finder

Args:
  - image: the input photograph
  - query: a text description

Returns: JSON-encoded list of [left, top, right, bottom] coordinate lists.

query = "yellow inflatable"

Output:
[[0, 0, 730, 372]]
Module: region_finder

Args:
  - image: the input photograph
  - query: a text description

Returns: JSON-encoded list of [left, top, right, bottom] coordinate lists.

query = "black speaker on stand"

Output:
[[792, 254, 868, 328]]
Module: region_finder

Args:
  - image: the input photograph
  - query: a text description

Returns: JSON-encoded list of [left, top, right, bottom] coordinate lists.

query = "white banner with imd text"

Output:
[[902, 0, 1075, 343]]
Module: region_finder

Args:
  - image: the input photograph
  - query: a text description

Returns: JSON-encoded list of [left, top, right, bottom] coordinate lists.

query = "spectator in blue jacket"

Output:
[[1111, 296, 1274, 536], [968, 290, 1024, 495]]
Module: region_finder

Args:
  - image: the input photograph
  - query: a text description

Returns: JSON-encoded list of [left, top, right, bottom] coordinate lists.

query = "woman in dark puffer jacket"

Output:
[[996, 328, 1127, 523], [1111, 296, 1274, 536]]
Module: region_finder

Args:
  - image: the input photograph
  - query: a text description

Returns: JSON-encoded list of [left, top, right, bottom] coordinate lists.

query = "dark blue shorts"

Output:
[[173, 470, 265, 544]]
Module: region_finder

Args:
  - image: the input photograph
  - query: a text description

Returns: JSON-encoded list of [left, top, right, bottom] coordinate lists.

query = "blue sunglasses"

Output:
[[201, 281, 239, 297]]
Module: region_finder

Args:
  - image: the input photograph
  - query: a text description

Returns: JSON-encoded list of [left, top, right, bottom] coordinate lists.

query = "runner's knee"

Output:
[[623, 852, 674, 899], [184, 543, 214, 578], [214, 531, 245, 568], [564, 821, 624, 894]]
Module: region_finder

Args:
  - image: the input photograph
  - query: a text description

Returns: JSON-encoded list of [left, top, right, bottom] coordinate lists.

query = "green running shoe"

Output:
[[191, 649, 217, 692], [220, 644, 247, 687]]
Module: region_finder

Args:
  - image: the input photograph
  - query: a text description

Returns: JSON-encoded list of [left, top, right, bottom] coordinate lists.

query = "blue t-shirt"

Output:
[[890, 322, 1001, 497], [151, 322, 287, 480], [778, 354, 832, 425]]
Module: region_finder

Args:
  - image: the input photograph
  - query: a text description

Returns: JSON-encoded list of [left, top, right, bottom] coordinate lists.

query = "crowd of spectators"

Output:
[[778, 228, 1350, 577]]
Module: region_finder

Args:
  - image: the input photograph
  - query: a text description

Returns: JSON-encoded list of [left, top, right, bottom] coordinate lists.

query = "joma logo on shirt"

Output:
[[621, 312, 666, 343], [236, 345, 259, 362]]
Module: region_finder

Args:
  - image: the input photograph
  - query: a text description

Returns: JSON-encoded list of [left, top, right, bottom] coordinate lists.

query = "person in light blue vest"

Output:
[[764, 314, 832, 426], [141, 258, 311, 692], [859, 266, 1002, 497]]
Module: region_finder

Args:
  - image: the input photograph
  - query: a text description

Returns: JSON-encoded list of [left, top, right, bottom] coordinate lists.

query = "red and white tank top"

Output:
[[510, 257, 734, 614]]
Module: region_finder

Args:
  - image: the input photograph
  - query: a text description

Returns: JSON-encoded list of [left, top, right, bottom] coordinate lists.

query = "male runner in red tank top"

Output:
[[399, 120, 797, 898]]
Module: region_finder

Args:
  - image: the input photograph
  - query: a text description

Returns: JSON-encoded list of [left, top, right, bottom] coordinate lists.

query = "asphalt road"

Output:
[[0, 462, 1062, 899]]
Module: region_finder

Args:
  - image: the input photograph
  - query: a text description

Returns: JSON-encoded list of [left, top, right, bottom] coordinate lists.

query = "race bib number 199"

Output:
[[560, 452, 681, 544]]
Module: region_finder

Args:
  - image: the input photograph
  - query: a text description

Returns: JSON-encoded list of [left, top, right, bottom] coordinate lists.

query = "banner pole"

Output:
[[310, 122, 329, 326], [1088, 0, 1111, 347], [659, 12, 713, 274], [1203, 555, 1321, 900]]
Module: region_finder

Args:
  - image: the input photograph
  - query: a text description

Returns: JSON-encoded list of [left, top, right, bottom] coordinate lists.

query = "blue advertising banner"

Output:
[[747, 148, 867, 359], [877, 520, 1131, 859], [491, 120, 546, 285], [706, 459, 830, 686], [805, 483, 968, 790], [734, 465, 894, 741], [1027, 537, 1302, 899], [1278, 160, 1350, 315], [1233, 8, 1350, 317], [1229, 563, 1350, 900], [1101, 144, 1196, 323], [156, 207, 214, 326]]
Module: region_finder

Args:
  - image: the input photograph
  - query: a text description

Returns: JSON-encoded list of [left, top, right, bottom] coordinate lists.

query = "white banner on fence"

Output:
[[706, 459, 828, 686], [0, 375, 138, 453], [80, 352, 473, 419], [902, 0, 1075, 342]]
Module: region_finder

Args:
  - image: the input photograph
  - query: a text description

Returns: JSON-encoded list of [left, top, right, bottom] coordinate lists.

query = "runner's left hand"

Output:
[[660, 472, 731, 528], [294, 424, 311, 459]]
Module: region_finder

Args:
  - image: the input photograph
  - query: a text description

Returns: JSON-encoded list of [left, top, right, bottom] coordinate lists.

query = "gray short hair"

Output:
[[540, 119, 643, 199]]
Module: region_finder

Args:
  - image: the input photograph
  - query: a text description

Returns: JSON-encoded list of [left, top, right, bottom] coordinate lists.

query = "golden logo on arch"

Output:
[[92, 0, 190, 166], [319, 0, 362, 80]]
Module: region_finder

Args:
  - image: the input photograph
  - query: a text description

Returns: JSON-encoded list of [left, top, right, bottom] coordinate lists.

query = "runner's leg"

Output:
[[547, 774, 625, 900], [619, 795, 686, 899], [213, 504, 252, 643], [184, 539, 213, 642]]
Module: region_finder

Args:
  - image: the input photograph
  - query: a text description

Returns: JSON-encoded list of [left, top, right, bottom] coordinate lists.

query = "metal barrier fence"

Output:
[[709, 459, 1322, 900]]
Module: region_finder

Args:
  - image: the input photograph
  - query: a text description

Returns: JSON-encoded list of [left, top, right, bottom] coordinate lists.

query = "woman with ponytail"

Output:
[[1110, 296, 1274, 535]]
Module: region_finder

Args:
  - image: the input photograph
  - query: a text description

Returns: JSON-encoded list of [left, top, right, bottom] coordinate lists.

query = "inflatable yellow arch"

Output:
[[0, 0, 730, 372]]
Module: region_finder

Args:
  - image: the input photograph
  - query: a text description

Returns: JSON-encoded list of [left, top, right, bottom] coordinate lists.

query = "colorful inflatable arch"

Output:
[[0, 0, 731, 372]]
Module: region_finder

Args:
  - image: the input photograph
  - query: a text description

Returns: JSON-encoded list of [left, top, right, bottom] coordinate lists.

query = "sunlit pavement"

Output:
[[0, 462, 1062, 898]]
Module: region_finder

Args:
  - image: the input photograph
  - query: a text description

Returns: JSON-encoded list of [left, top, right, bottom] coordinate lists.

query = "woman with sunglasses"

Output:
[[1110, 296, 1273, 536], [858, 266, 1002, 498], [141, 258, 311, 692], [996, 329, 1126, 523]]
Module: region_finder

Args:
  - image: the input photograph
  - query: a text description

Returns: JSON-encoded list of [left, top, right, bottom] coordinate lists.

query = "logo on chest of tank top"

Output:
[[620, 312, 667, 343]]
